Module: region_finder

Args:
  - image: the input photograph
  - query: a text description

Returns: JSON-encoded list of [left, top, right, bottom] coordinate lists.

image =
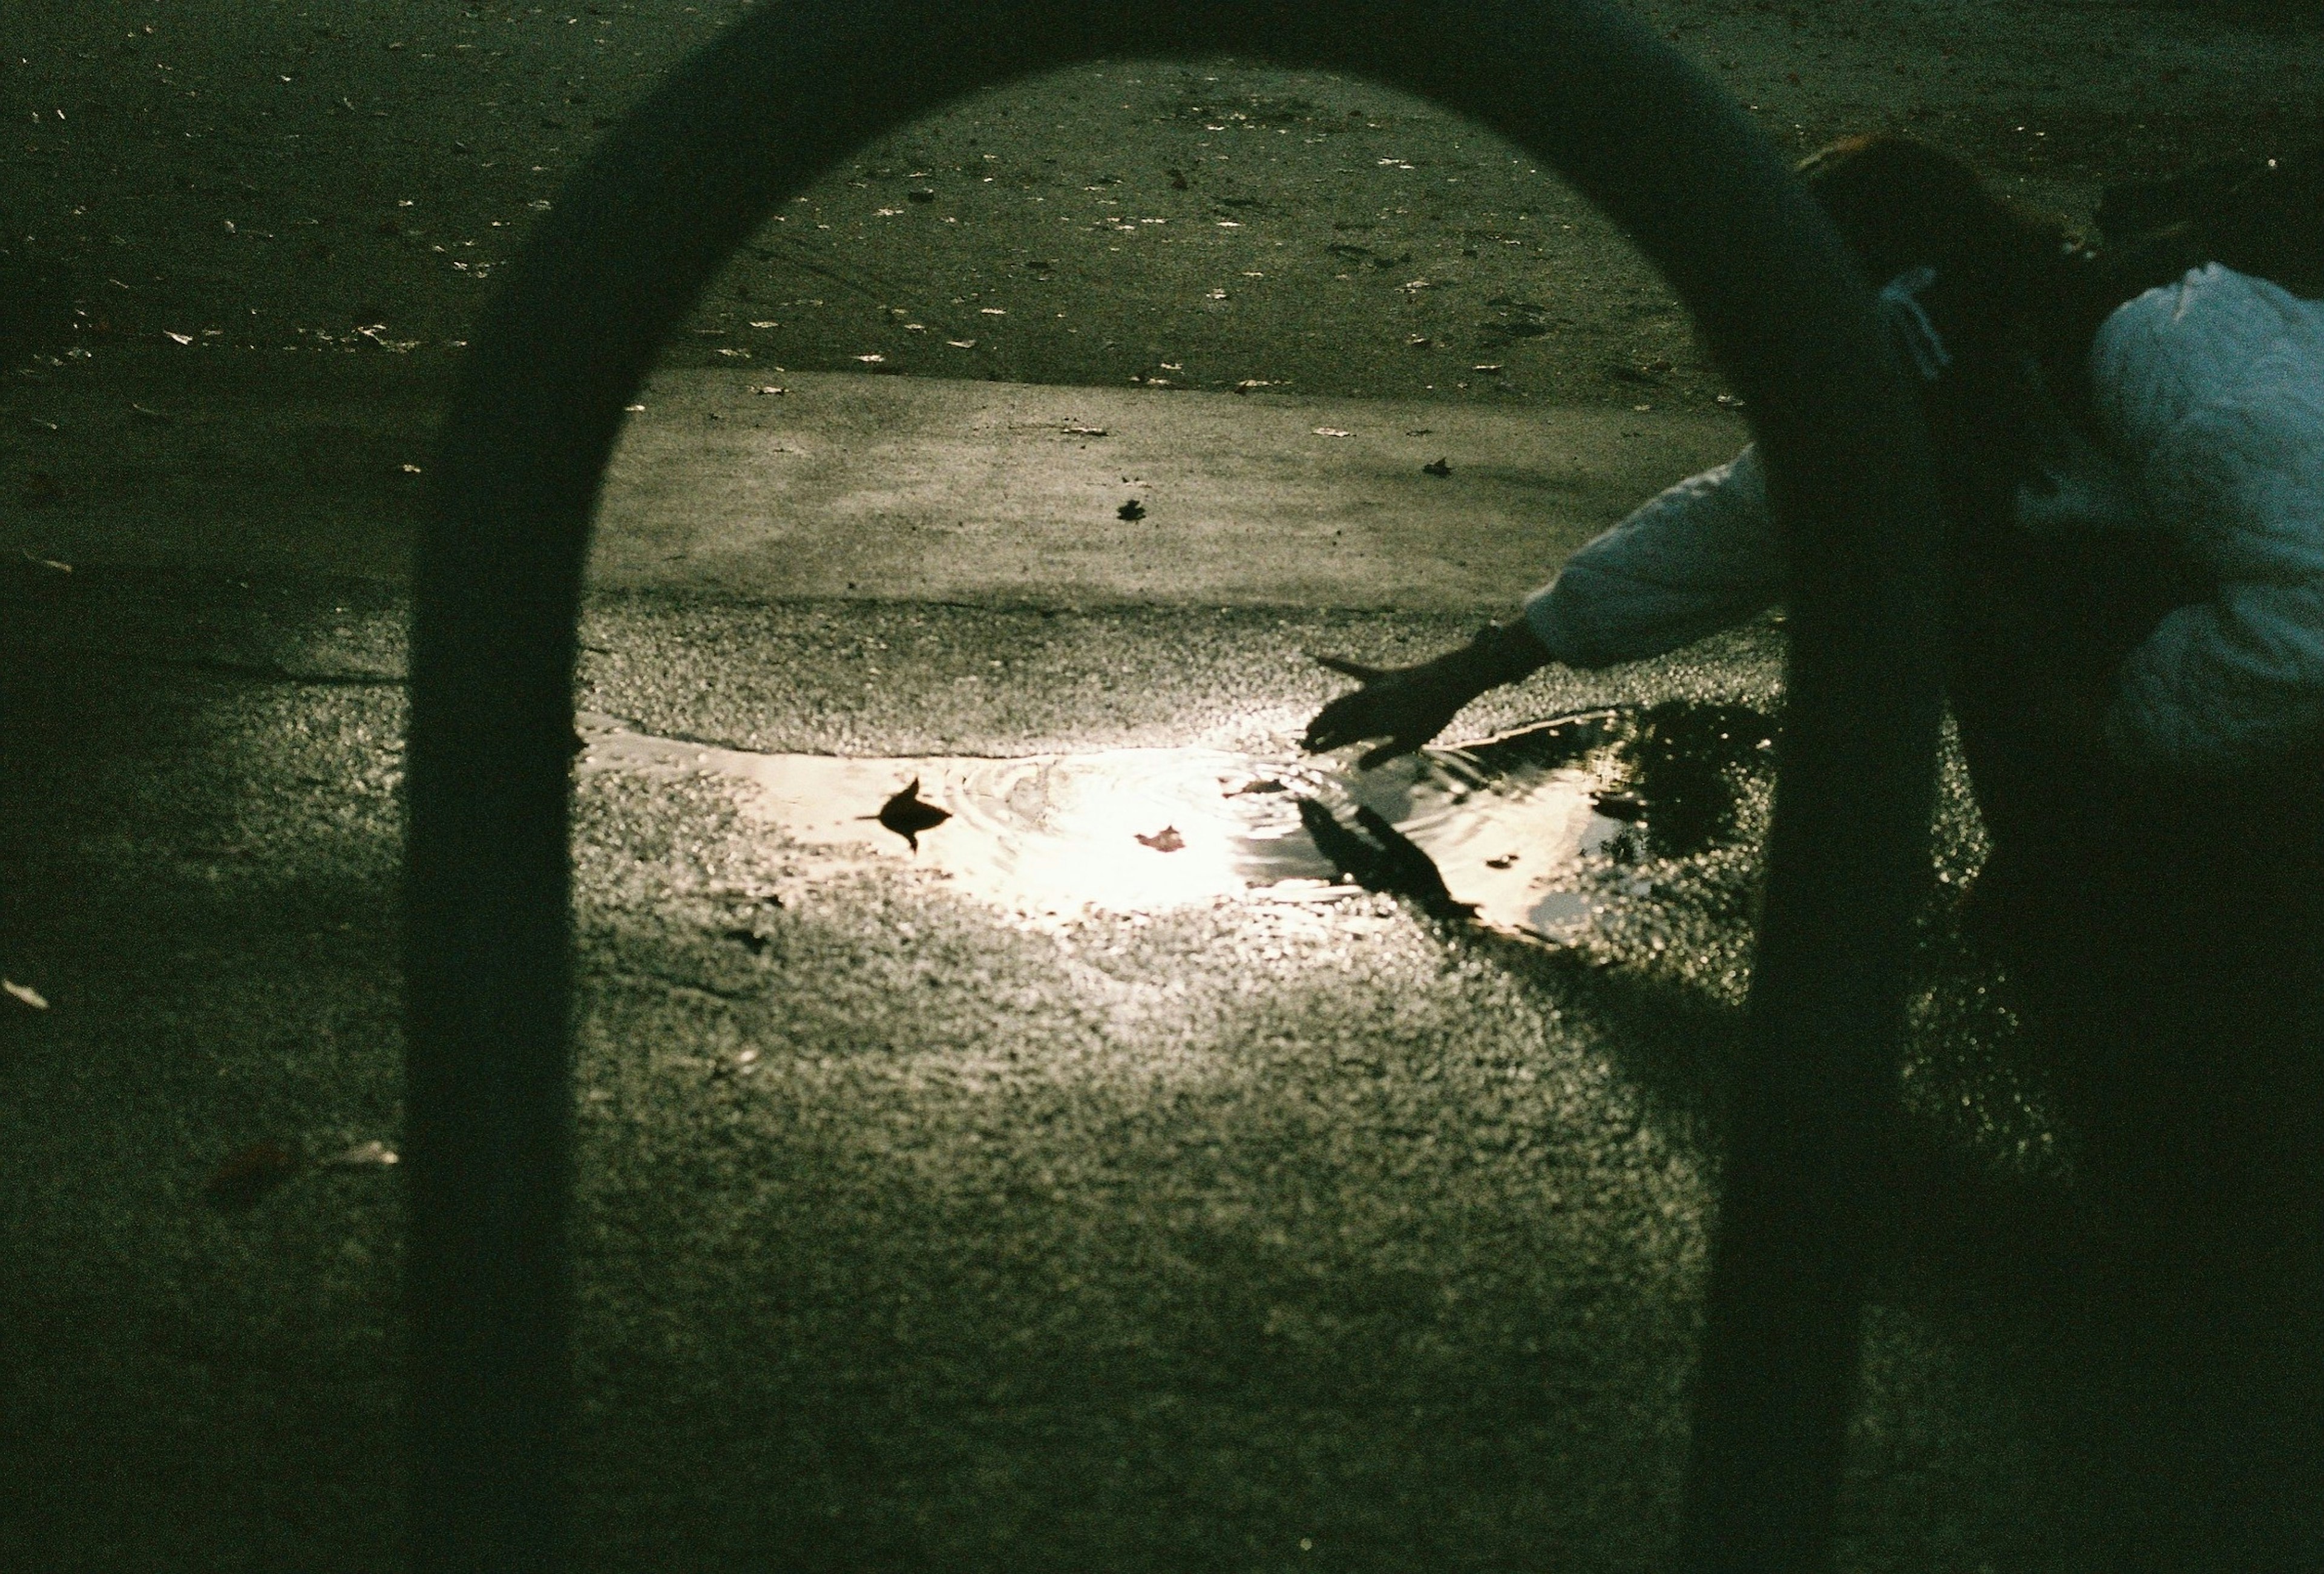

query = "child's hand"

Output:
[[1302, 651, 1491, 770]]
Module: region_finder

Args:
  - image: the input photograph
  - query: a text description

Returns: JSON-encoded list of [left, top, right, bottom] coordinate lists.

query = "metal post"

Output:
[[405, 3, 1944, 1566]]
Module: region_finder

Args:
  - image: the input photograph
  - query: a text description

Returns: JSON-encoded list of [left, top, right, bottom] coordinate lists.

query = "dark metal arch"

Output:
[[405, 3, 1946, 1568]]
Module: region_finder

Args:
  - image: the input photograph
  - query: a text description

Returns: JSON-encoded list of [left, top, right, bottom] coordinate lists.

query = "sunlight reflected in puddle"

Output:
[[579, 703, 1774, 940]]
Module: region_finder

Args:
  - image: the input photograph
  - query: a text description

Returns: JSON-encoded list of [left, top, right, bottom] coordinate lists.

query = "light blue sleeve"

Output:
[[2092, 266, 2324, 774], [1520, 444, 1786, 669]]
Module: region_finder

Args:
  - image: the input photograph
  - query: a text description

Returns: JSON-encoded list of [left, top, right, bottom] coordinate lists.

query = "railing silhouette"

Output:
[[405, 2, 1944, 1568]]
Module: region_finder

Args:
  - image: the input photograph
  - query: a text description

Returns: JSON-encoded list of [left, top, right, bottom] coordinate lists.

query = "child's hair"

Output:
[[1793, 134, 2106, 542], [1797, 134, 2073, 300]]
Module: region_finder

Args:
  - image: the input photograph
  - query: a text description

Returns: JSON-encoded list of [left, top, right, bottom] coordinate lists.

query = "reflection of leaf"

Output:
[[206, 1142, 302, 1210], [865, 778, 950, 851], [1135, 826, 1186, 853]]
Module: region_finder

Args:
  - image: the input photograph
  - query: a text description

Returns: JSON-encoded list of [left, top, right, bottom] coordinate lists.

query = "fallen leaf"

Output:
[[947, 339, 977, 349], [864, 778, 951, 851], [1167, 167, 1189, 190], [1592, 790, 1647, 822], [206, 1142, 302, 1209], [1422, 457, 1451, 477], [163, 330, 194, 346], [723, 926, 772, 954], [1485, 853, 1518, 870], [750, 384, 787, 395], [326, 1140, 399, 1168], [1226, 778, 1286, 796], [4, 979, 49, 1009], [1117, 499, 1146, 521], [1313, 427, 1352, 438], [907, 188, 936, 203], [1136, 825, 1186, 853], [853, 353, 885, 363], [1233, 379, 1273, 395], [1062, 423, 1108, 436]]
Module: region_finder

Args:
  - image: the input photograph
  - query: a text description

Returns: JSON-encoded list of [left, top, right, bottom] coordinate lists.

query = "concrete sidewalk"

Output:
[[592, 372, 1746, 609], [4, 367, 1745, 610]]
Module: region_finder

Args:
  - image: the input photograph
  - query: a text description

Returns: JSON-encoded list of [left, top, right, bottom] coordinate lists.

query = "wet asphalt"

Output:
[[7, 564, 2320, 1570], [6, 0, 2324, 1564]]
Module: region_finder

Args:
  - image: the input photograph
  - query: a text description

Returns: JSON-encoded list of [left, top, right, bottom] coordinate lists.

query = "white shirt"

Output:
[[1520, 264, 2324, 777]]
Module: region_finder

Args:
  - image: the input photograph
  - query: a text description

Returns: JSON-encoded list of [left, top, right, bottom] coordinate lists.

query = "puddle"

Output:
[[578, 701, 1775, 940]]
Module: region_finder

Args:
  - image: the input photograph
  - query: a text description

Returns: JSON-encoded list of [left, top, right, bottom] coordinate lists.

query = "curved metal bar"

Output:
[[406, 2, 1944, 1567]]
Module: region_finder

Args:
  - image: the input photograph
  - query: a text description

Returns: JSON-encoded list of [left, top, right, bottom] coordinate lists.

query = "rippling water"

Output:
[[578, 702, 1775, 939]]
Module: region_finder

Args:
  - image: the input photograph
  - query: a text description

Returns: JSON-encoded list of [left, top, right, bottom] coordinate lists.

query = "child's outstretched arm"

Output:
[[1304, 445, 1786, 769]]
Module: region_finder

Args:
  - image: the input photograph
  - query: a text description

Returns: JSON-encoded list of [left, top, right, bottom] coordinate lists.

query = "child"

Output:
[[1307, 136, 2324, 1216]]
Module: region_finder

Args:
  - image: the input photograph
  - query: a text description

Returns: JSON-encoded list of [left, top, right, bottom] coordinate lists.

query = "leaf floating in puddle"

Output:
[[1117, 499, 1146, 521], [864, 777, 951, 851], [1135, 825, 1187, 853], [1485, 853, 1517, 869], [206, 1141, 303, 1210], [1226, 778, 1286, 797]]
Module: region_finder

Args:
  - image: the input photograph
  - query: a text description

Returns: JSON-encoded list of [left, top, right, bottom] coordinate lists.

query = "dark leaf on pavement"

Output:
[[1117, 499, 1146, 521], [1592, 790, 1647, 821], [866, 777, 951, 851], [1422, 457, 1451, 477], [206, 1142, 303, 1210]]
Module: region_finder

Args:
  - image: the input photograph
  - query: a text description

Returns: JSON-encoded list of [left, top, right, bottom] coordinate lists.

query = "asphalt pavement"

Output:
[[6, 0, 2324, 1566]]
